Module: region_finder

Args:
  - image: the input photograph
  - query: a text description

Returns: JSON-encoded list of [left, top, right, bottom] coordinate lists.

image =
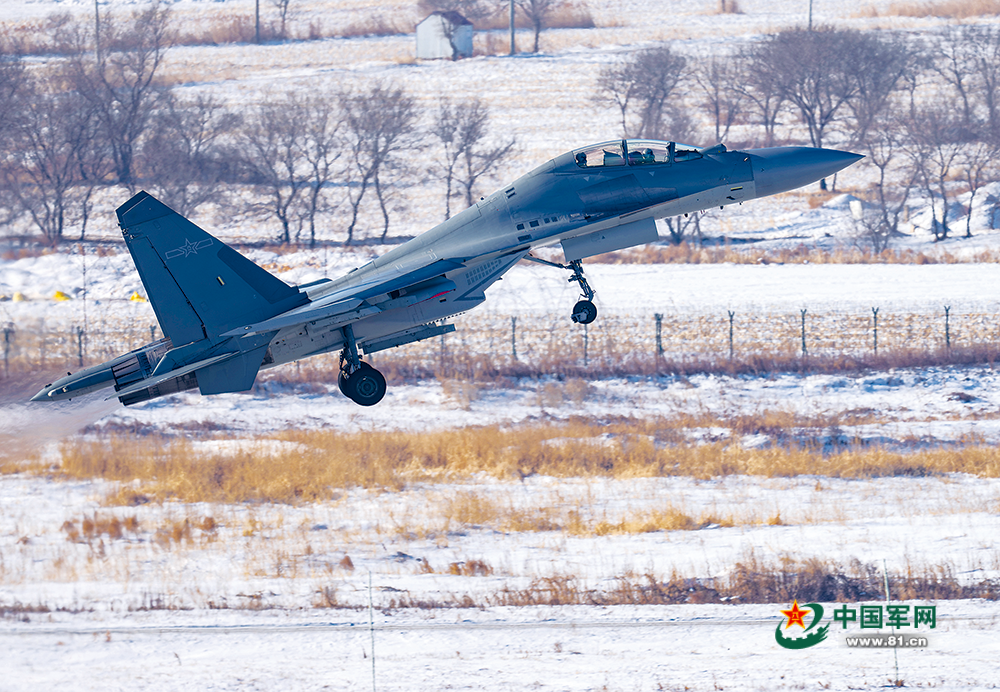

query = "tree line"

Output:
[[3, 5, 1000, 250], [598, 25, 1000, 250], [0, 3, 514, 246]]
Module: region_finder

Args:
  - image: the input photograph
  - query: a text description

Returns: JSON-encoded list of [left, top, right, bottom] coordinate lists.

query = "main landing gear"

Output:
[[338, 324, 386, 406], [526, 255, 598, 325]]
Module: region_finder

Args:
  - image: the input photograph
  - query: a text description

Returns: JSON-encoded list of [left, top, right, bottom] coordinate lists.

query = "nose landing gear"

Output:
[[567, 260, 597, 325], [571, 299, 597, 325], [526, 255, 598, 325], [338, 324, 387, 406]]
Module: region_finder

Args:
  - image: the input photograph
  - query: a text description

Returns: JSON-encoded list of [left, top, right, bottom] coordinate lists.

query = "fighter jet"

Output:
[[31, 139, 861, 407]]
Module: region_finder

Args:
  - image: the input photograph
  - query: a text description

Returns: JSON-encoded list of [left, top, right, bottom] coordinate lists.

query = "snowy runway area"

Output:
[[4, 604, 1000, 691]]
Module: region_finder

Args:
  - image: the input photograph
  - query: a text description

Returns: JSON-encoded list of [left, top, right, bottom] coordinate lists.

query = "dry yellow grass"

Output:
[[44, 415, 1000, 506], [860, 0, 1000, 18], [435, 490, 731, 536], [481, 555, 1000, 607]]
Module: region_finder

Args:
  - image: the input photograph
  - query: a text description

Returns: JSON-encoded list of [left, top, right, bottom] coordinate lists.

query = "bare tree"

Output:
[[239, 95, 310, 244], [0, 46, 25, 133], [750, 28, 858, 152], [0, 45, 27, 227], [64, 1, 173, 191], [1, 77, 104, 244], [969, 28, 1000, 136], [931, 26, 1000, 135], [731, 45, 787, 147], [271, 0, 294, 40], [418, 0, 497, 22], [747, 28, 914, 190], [444, 12, 473, 60], [842, 32, 919, 149], [597, 45, 688, 139], [431, 98, 515, 219], [142, 93, 241, 218], [956, 139, 998, 238], [933, 27, 982, 129], [431, 99, 468, 221], [340, 83, 418, 243], [854, 116, 917, 253], [692, 55, 744, 143], [904, 108, 970, 242], [662, 214, 701, 245], [298, 97, 342, 247], [517, 0, 561, 53], [72, 113, 113, 241]]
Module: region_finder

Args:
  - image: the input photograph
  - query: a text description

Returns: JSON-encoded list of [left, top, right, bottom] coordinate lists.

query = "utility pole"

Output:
[[255, 0, 261, 44], [94, 0, 101, 61], [808, 0, 814, 31], [509, 0, 516, 55]]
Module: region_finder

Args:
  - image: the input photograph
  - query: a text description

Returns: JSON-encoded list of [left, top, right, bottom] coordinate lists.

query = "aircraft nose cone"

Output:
[[749, 147, 863, 197]]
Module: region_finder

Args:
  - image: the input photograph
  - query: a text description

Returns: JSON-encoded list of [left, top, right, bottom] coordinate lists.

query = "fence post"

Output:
[[944, 306, 951, 349], [800, 308, 808, 357], [728, 310, 735, 360], [872, 307, 879, 356], [2, 323, 13, 377], [654, 313, 663, 358], [439, 327, 446, 374], [583, 322, 589, 367], [150, 324, 157, 342], [511, 316, 517, 361]]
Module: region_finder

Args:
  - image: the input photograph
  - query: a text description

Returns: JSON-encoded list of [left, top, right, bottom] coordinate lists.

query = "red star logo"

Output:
[[781, 600, 809, 629]]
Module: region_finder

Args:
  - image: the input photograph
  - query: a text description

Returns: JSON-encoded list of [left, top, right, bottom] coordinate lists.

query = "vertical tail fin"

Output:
[[116, 192, 308, 346]]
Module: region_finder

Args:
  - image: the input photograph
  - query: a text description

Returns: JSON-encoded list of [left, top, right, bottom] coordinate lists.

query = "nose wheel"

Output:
[[571, 300, 597, 324], [338, 324, 386, 406], [525, 255, 599, 324]]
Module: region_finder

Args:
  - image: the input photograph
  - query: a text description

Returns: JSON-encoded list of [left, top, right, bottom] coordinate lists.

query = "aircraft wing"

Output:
[[219, 259, 464, 338]]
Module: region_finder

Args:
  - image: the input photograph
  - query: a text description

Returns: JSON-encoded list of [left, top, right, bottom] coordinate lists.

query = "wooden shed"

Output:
[[416, 11, 473, 60]]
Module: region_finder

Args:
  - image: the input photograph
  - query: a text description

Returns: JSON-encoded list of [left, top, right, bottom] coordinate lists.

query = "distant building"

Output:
[[416, 11, 473, 60]]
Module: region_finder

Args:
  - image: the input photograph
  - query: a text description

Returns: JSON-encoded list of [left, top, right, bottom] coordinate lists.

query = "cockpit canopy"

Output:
[[573, 139, 711, 168]]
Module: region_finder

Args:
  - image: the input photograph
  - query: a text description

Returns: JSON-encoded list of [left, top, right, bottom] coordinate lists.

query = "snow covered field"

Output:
[[5, 1, 1000, 690], [4, 602, 1000, 691]]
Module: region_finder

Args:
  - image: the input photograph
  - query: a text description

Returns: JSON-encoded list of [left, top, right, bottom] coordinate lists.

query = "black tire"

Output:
[[571, 300, 598, 325], [338, 370, 350, 397], [342, 363, 387, 406]]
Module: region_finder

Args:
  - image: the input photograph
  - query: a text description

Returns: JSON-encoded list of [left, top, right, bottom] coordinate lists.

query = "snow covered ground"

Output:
[[4, 2, 1000, 690], [4, 602, 1000, 691], [2, 462, 1000, 689]]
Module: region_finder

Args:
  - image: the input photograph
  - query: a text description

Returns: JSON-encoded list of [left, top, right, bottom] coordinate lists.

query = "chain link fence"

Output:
[[3, 304, 996, 380]]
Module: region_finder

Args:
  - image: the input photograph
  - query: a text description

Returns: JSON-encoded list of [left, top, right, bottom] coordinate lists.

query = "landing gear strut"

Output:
[[526, 255, 598, 325], [338, 324, 386, 406], [567, 260, 597, 325]]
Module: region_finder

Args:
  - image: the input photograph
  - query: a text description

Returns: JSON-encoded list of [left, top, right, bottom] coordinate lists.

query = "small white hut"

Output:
[[416, 11, 473, 60]]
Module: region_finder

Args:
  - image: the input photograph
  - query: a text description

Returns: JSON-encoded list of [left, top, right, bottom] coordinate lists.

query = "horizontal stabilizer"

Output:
[[197, 342, 271, 395], [110, 351, 239, 400]]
